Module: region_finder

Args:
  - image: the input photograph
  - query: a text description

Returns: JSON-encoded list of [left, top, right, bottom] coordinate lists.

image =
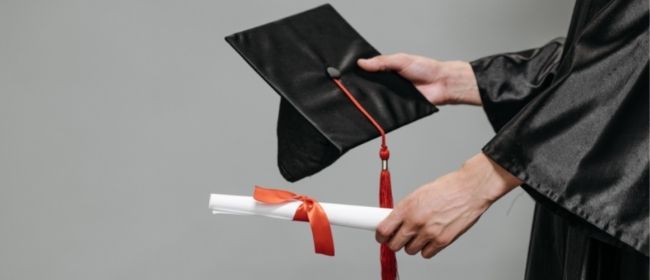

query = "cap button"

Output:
[[326, 67, 341, 79]]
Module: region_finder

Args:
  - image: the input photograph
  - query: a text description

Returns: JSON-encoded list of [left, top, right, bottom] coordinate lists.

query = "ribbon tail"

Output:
[[306, 201, 335, 256], [253, 185, 298, 203]]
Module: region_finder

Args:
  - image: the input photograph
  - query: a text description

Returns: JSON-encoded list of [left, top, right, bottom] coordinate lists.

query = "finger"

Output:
[[357, 53, 412, 72], [404, 233, 430, 255], [375, 211, 403, 243], [421, 240, 445, 259], [386, 224, 417, 252]]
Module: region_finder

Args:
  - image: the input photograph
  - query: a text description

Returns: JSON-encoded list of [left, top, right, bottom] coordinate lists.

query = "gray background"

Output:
[[0, 0, 574, 279]]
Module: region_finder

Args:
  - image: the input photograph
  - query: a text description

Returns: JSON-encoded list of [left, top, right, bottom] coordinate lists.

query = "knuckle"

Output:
[[430, 237, 444, 247], [375, 233, 385, 243], [428, 57, 440, 64], [376, 225, 391, 238], [424, 226, 440, 238], [402, 229, 417, 240], [404, 244, 420, 256], [398, 223, 417, 236], [421, 248, 433, 259], [389, 208, 404, 220], [436, 235, 452, 247], [374, 56, 389, 68], [393, 52, 408, 59], [405, 246, 418, 255], [410, 215, 427, 227]]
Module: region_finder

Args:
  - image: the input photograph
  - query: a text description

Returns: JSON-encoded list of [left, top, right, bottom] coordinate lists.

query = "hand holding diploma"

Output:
[[209, 186, 392, 256]]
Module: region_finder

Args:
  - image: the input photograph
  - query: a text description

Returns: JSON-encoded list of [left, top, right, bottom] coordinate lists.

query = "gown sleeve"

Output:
[[478, 0, 649, 256], [470, 38, 565, 132]]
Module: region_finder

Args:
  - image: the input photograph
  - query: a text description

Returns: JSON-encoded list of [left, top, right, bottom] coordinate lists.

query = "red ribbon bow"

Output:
[[253, 186, 335, 256]]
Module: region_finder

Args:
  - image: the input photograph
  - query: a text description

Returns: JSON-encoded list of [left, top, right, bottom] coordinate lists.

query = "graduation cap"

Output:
[[225, 4, 437, 182], [225, 4, 438, 280]]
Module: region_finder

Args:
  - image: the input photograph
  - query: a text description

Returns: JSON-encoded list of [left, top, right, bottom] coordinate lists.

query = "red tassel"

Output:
[[381, 243, 398, 280], [330, 76, 398, 279], [379, 147, 398, 280], [379, 159, 393, 208]]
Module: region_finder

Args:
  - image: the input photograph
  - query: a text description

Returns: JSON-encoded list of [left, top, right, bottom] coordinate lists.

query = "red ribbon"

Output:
[[253, 186, 335, 256]]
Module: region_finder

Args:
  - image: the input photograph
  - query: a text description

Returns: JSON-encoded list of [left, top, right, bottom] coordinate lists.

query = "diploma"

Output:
[[209, 193, 391, 231]]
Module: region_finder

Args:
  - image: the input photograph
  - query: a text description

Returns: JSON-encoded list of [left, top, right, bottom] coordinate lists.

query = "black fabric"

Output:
[[226, 4, 437, 182], [525, 204, 649, 280], [471, 38, 565, 132], [471, 0, 649, 278]]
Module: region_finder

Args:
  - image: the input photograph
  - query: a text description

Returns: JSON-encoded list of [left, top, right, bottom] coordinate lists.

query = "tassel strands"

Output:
[[328, 67, 398, 280], [379, 147, 398, 280]]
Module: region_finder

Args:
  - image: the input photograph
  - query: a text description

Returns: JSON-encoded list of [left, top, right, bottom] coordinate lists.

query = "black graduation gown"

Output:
[[470, 0, 649, 279]]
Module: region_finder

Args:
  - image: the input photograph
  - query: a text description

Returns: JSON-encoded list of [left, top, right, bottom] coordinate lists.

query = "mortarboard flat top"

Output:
[[226, 4, 438, 182]]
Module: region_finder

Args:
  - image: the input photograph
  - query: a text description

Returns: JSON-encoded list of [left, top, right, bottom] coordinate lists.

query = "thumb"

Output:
[[357, 53, 413, 72]]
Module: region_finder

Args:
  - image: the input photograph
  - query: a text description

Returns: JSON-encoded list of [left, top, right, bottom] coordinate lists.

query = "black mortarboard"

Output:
[[226, 4, 438, 182]]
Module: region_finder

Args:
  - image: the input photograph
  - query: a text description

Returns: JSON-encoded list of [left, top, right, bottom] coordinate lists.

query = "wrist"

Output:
[[441, 61, 481, 106], [460, 153, 522, 203]]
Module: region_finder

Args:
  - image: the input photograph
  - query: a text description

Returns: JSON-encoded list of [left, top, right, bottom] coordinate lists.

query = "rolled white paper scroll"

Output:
[[209, 194, 392, 231]]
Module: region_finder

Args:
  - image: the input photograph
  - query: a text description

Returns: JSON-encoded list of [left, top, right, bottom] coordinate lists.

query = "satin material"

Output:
[[525, 203, 649, 280], [471, 0, 648, 278], [253, 186, 335, 256], [226, 4, 437, 182]]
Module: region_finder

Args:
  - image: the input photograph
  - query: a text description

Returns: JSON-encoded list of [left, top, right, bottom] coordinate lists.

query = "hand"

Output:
[[376, 153, 522, 258], [358, 54, 481, 106]]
